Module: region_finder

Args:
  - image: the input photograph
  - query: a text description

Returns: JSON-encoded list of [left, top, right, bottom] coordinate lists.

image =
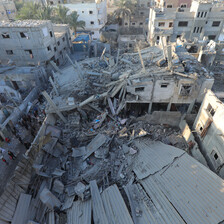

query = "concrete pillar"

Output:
[[187, 100, 195, 114], [167, 102, 172, 111], [148, 102, 152, 114], [167, 45, 172, 71]]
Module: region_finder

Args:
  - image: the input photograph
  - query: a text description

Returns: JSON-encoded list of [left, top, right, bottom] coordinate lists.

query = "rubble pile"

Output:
[[27, 108, 187, 223]]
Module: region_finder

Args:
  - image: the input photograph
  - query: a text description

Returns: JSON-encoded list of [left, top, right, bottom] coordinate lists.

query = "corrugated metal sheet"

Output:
[[0, 158, 33, 222], [135, 140, 224, 224], [11, 193, 31, 224], [140, 178, 185, 224], [134, 140, 185, 179], [90, 180, 109, 224], [101, 184, 134, 224], [125, 184, 176, 224], [67, 200, 91, 224], [151, 153, 224, 224]]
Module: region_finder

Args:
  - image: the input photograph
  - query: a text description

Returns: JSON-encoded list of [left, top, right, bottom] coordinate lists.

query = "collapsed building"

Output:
[[0, 42, 224, 224], [0, 20, 72, 66]]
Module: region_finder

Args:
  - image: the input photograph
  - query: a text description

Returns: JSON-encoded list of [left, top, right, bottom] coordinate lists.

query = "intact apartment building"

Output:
[[64, 0, 107, 39], [0, 20, 72, 66], [0, 0, 16, 21], [148, 0, 224, 44]]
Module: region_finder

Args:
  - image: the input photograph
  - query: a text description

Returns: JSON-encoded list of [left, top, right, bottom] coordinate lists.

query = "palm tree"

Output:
[[53, 5, 69, 24], [113, 0, 136, 26], [67, 11, 85, 36], [16, 2, 41, 20], [36, 5, 53, 20]]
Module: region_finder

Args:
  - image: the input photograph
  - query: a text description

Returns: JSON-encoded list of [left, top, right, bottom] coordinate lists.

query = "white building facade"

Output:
[[64, 0, 107, 39], [148, 0, 224, 44]]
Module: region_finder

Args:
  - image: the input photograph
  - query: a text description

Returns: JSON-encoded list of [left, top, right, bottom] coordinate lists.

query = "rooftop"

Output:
[[0, 20, 51, 28]]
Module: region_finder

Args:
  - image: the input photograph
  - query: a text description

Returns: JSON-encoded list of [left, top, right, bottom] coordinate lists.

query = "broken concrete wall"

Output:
[[0, 87, 39, 137], [193, 90, 224, 177], [137, 111, 182, 127], [179, 119, 207, 166]]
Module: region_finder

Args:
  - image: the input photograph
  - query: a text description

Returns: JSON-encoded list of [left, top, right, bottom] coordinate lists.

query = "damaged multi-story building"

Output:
[[0, 20, 72, 66], [192, 89, 224, 178], [148, 0, 224, 44], [0, 43, 224, 224]]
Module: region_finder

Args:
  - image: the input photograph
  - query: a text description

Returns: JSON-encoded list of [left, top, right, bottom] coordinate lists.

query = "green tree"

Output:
[[67, 11, 85, 36], [113, 0, 136, 26], [16, 2, 41, 20], [53, 5, 69, 24], [36, 5, 53, 20]]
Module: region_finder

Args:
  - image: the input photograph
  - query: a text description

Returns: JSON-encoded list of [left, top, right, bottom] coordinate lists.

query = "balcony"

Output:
[[154, 27, 173, 35]]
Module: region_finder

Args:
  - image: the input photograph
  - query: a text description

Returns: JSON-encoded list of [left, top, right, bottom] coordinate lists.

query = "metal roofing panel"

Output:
[[90, 180, 109, 224], [11, 193, 31, 224], [133, 140, 185, 179], [101, 184, 134, 224], [140, 178, 185, 224], [125, 184, 170, 224], [67, 200, 91, 224], [136, 140, 224, 224], [152, 153, 224, 224]]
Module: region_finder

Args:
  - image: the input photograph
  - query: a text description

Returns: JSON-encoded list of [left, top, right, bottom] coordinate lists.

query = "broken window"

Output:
[[201, 12, 204, 17], [90, 21, 94, 25], [89, 10, 93, 14], [214, 153, 218, 160], [179, 84, 192, 96], [158, 22, 165, 27], [132, 23, 136, 25], [57, 41, 60, 46], [208, 35, 216, 40], [47, 46, 51, 51], [167, 4, 172, 8], [212, 21, 220, 27], [161, 83, 168, 88], [24, 49, 33, 59], [6, 50, 13, 55], [20, 32, 29, 38], [2, 33, 10, 38], [54, 46, 57, 52], [169, 22, 173, 27], [178, 21, 188, 27], [139, 22, 143, 25], [207, 103, 215, 116], [135, 87, 145, 92], [180, 4, 187, 8], [50, 31, 53, 37], [193, 27, 196, 33], [204, 12, 207, 17], [197, 27, 200, 33], [197, 12, 200, 17]]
